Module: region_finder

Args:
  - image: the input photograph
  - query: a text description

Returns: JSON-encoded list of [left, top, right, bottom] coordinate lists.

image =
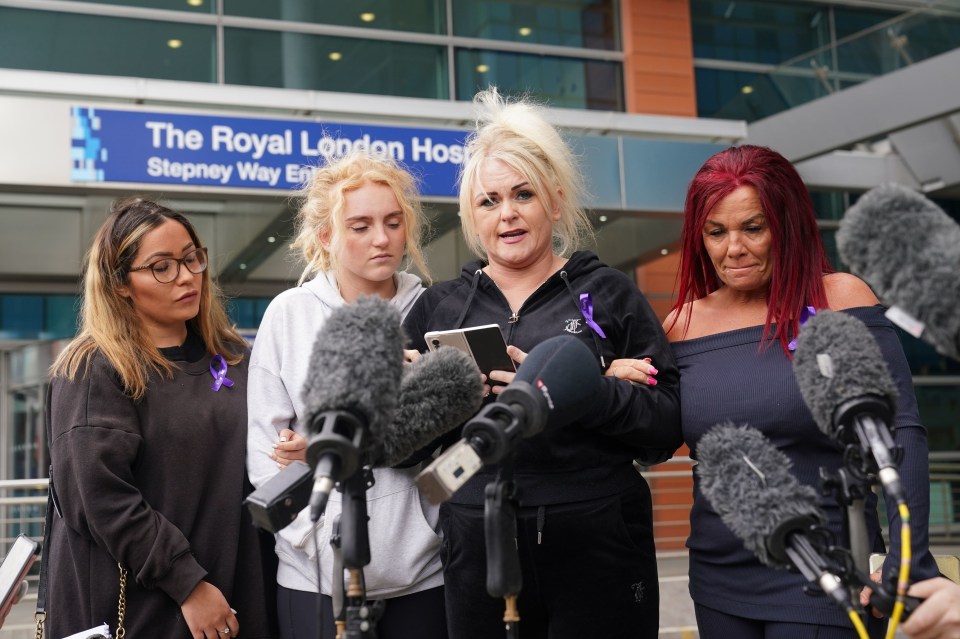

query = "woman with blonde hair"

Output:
[[246, 149, 446, 639], [45, 197, 271, 638], [402, 87, 680, 638]]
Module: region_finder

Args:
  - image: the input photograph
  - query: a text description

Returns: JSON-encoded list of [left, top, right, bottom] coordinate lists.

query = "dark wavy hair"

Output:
[[668, 145, 833, 353]]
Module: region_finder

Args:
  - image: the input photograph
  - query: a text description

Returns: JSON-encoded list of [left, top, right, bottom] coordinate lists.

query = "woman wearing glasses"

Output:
[[44, 198, 272, 639]]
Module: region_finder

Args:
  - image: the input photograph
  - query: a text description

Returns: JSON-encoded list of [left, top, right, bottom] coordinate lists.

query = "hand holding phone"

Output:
[[0, 534, 39, 618], [424, 324, 515, 384]]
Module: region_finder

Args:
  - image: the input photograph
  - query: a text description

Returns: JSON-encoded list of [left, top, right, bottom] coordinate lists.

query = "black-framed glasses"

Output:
[[129, 247, 208, 284]]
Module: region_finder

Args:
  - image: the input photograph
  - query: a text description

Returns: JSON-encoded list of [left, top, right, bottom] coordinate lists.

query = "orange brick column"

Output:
[[621, 0, 697, 117], [621, 1, 697, 553], [636, 251, 691, 552]]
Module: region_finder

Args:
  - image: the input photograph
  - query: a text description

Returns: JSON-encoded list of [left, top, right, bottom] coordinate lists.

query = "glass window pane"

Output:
[[59, 0, 214, 13], [227, 297, 273, 330], [836, 12, 960, 78], [453, 0, 618, 50], [915, 385, 960, 452], [0, 8, 215, 82], [0, 296, 43, 339], [691, 0, 830, 64], [456, 49, 621, 111], [44, 295, 79, 340], [833, 7, 899, 40], [694, 67, 794, 121], [225, 0, 445, 35], [225, 28, 448, 99]]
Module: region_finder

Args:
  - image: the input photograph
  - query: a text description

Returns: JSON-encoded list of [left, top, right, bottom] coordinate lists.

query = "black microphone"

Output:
[[301, 296, 404, 521], [369, 346, 485, 468], [792, 310, 904, 502], [696, 423, 853, 610], [416, 335, 601, 504], [837, 182, 960, 361]]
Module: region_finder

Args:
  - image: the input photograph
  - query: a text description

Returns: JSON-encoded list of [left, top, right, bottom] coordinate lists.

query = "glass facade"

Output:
[[224, 29, 449, 98], [0, 1, 620, 108], [456, 49, 622, 110], [0, 8, 216, 82], [225, 0, 445, 34], [453, 0, 619, 49], [692, 1, 960, 121]]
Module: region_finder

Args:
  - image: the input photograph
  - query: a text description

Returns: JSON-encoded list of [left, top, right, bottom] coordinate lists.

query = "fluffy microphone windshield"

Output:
[[371, 346, 484, 467], [301, 296, 404, 436], [792, 310, 897, 441], [837, 182, 960, 360], [696, 423, 824, 569]]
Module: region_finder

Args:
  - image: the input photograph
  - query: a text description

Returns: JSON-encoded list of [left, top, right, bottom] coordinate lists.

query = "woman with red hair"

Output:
[[663, 145, 938, 638]]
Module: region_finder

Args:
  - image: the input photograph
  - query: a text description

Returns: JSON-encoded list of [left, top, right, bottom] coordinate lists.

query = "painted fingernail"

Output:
[[643, 357, 651, 362], [648, 366, 658, 375], [647, 378, 658, 386], [279, 437, 288, 442]]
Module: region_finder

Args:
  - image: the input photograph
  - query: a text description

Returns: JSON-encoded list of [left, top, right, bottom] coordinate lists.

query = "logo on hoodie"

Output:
[[564, 318, 583, 334]]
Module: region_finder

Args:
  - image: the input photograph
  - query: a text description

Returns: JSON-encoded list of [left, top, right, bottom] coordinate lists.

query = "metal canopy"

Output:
[[746, 47, 960, 195]]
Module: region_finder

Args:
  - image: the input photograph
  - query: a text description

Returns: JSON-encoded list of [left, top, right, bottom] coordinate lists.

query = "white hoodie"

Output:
[[246, 271, 443, 598]]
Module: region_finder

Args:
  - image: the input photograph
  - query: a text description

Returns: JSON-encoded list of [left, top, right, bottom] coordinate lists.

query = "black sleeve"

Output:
[[864, 314, 940, 582], [576, 273, 683, 464]]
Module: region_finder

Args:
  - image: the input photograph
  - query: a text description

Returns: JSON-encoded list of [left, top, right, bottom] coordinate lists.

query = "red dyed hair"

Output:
[[668, 145, 833, 353]]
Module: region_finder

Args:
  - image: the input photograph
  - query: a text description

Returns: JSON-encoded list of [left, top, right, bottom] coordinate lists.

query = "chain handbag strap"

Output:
[[116, 563, 127, 639], [34, 613, 44, 639]]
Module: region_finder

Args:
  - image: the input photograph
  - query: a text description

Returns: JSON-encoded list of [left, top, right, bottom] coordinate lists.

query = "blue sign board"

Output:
[[70, 107, 468, 197]]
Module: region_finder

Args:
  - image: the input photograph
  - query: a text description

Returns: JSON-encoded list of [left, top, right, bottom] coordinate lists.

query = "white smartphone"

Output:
[[424, 324, 516, 383], [0, 534, 39, 613]]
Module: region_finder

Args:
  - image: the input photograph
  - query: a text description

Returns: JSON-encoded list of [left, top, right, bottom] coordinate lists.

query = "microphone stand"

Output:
[[819, 462, 872, 575], [339, 467, 384, 639], [818, 443, 920, 626], [484, 472, 522, 639], [330, 516, 346, 639]]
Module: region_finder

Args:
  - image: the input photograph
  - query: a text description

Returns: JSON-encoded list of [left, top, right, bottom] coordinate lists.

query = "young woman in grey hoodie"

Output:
[[246, 149, 446, 639]]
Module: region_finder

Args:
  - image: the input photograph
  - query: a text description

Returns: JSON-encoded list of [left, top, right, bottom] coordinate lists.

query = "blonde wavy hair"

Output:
[[51, 198, 245, 400], [291, 149, 431, 285], [458, 87, 593, 259]]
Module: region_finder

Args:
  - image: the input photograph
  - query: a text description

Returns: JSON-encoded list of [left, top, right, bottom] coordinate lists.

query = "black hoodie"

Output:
[[402, 251, 682, 506]]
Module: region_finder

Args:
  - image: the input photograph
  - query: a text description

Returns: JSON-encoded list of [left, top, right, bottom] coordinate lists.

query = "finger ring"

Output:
[[221, 627, 230, 634]]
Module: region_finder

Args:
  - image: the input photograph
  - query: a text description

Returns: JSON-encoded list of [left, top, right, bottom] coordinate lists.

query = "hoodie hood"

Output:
[[457, 251, 605, 282], [301, 270, 424, 316]]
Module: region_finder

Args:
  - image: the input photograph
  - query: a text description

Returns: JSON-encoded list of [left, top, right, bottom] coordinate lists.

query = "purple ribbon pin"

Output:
[[209, 354, 234, 391], [787, 306, 817, 351], [579, 293, 607, 339]]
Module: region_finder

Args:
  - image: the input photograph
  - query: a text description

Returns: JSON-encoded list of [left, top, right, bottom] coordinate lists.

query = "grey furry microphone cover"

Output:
[[696, 423, 823, 568], [791, 309, 898, 440], [837, 182, 960, 360], [301, 295, 404, 437]]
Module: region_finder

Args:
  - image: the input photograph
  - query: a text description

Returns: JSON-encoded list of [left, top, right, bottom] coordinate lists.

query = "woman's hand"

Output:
[[272, 428, 307, 467], [900, 577, 960, 639], [403, 349, 421, 363], [605, 357, 658, 386], [180, 581, 238, 639]]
